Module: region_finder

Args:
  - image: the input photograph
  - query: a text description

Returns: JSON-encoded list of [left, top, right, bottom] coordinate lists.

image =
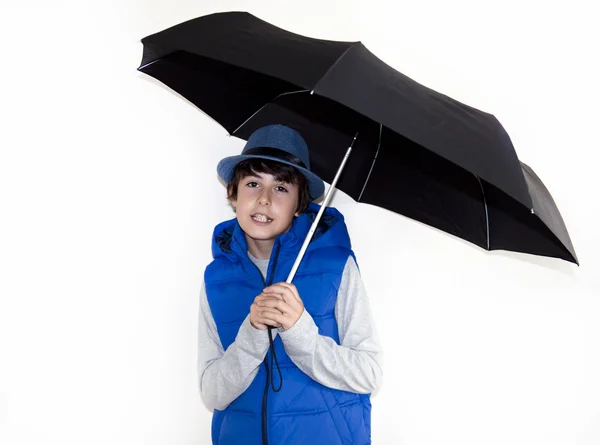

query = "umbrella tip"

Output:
[[531, 208, 535, 214]]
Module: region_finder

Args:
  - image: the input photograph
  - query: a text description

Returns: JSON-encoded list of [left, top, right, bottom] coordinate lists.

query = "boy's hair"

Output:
[[227, 158, 311, 214]]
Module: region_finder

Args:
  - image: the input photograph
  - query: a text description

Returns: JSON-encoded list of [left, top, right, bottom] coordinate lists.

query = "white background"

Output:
[[1, 1, 598, 444]]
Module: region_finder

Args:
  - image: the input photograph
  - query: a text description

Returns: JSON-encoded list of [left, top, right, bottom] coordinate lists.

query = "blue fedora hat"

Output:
[[217, 124, 325, 200]]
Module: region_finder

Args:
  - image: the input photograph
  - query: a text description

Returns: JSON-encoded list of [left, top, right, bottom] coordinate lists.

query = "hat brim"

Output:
[[217, 154, 325, 200]]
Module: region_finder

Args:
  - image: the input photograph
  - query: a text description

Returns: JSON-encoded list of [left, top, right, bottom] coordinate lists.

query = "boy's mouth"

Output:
[[251, 213, 273, 223]]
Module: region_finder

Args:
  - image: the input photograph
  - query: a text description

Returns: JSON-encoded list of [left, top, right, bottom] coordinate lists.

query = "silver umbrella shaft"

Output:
[[286, 133, 358, 283]]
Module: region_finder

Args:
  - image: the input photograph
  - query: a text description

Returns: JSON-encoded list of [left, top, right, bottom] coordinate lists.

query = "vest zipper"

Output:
[[261, 358, 270, 445], [261, 243, 281, 445]]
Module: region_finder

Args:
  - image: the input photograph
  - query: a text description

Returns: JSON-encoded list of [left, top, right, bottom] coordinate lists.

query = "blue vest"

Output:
[[204, 203, 371, 445]]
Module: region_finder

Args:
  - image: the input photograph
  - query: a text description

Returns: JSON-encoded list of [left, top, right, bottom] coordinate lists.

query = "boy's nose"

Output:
[[258, 190, 271, 205]]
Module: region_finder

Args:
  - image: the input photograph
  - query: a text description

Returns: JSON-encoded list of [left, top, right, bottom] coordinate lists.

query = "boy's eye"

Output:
[[275, 186, 288, 193], [246, 181, 259, 188]]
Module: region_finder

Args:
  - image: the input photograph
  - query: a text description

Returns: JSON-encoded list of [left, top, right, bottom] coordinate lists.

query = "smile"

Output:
[[252, 214, 273, 223]]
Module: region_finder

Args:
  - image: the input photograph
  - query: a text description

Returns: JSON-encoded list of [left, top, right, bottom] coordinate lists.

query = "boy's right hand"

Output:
[[250, 293, 283, 330]]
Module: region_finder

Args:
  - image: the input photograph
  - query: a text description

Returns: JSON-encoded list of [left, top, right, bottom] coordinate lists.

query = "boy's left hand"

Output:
[[258, 282, 304, 331]]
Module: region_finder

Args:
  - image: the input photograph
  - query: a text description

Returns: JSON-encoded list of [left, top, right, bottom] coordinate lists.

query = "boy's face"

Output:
[[231, 171, 300, 259]]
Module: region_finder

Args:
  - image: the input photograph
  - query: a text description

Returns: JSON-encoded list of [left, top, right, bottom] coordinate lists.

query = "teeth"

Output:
[[252, 214, 272, 223]]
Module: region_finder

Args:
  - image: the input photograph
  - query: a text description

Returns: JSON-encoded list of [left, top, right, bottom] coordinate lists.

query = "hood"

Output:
[[211, 202, 351, 262]]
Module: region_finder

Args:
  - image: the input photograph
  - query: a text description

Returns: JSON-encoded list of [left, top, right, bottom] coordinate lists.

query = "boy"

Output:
[[198, 124, 382, 444]]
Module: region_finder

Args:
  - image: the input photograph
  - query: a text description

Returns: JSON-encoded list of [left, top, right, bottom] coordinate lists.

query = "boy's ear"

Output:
[[226, 183, 237, 207]]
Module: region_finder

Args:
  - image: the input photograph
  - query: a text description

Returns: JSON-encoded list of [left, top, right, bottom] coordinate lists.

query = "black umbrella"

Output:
[[138, 11, 578, 265]]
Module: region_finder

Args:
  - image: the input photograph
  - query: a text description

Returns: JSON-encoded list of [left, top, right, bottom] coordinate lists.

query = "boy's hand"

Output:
[[256, 282, 305, 331], [250, 293, 283, 330]]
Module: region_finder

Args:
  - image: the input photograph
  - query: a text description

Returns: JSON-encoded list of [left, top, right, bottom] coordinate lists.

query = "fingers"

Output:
[[263, 282, 298, 297], [250, 319, 269, 330], [250, 310, 281, 329], [250, 284, 304, 331], [257, 295, 292, 314], [256, 314, 282, 328], [254, 308, 285, 328], [258, 309, 286, 325], [262, 282, 301, 304], [251, 294, 285, 329], [254, 293, 283, 303]]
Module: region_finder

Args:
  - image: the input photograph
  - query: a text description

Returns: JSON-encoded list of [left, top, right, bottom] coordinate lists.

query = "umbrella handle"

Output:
[[286, 134, 358, 283]]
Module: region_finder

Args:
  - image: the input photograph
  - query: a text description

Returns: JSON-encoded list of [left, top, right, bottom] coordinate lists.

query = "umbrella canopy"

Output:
[[138, 11, 577, 264]]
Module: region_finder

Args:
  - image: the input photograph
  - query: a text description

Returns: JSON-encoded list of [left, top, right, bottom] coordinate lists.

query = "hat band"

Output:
[[244, 147, 307, 169]]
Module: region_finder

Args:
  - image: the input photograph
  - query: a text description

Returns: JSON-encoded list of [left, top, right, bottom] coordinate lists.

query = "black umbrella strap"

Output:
[[244, 147, 307, 169]]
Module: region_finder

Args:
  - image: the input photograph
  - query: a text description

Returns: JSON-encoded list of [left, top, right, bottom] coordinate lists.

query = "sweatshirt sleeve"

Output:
[[197, 281, 274, 410], [278, 256, 383, 394]]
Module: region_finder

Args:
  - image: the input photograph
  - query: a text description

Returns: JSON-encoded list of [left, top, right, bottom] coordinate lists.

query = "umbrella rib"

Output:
[[357, 124, 383, 202], [231, 89, 310, 135], [474, 175, 490, 250], [312, 43, 359, 93], [138, 59, 161, 70]]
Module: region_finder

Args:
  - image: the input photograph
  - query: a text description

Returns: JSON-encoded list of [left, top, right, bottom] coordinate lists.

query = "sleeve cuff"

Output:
[[236, 316, 272, 353], [279, 310, 318, 353]]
